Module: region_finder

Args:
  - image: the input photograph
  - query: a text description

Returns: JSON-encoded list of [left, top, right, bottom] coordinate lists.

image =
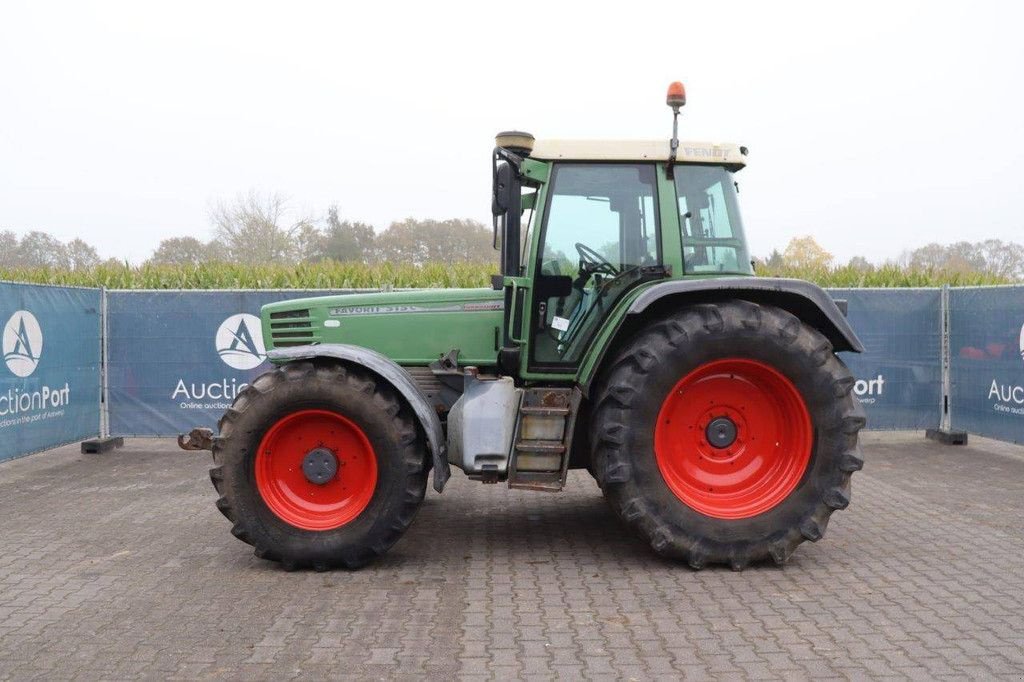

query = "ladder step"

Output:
[[520, 406, 571, 417], [508, 471, 563, 492], [507, 386, 581, 493], [514, 453, 562, 472], [514, 441, 565, 454]]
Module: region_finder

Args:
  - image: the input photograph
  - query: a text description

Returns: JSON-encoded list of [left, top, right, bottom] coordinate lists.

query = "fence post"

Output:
[[101, 285, 109, 438], [941, 284, 951, 431], [926, 284, 967, 444], [81, 286, 124, 454]]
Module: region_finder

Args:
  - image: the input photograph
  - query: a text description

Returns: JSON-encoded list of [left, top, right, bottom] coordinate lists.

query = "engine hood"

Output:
[[261, 288, 505, 366]]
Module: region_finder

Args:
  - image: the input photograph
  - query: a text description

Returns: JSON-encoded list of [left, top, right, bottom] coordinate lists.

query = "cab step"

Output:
[[508, 387, 582, 492]]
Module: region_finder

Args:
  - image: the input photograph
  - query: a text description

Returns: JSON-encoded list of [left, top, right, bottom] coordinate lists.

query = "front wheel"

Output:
[[591, 300, 865, 569], [210, 361, 428, 570]]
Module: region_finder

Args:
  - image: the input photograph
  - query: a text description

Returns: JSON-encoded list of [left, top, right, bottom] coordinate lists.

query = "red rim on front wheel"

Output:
[[255, 409, 377, 530], [654, 359, 813, 520]]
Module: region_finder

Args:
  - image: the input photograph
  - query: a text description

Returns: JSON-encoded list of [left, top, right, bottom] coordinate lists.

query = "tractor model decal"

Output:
[[329, 302, 501, 316]]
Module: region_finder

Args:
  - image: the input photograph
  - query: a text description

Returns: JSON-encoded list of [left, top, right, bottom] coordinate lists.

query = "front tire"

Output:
[[591, 300, 865, 569], [210, 361, 428, 570]]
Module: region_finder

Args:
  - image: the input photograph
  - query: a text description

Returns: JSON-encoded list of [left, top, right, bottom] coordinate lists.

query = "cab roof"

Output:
[[528, 139, 746, 169]]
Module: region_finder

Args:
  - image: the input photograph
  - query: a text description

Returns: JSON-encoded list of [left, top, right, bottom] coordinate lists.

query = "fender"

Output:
[[579, 277, 864, 394], [629, 277, 863, 350], [267, 344, 451, 493]]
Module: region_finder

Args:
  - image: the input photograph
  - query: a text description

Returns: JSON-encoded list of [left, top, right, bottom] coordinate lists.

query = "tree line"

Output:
[[0, 191, 497, 271], [758, 236, 1024, 280], [155, 191, 495, 267], [0, 230, 104, 270], [2, 191, 1022, 281]]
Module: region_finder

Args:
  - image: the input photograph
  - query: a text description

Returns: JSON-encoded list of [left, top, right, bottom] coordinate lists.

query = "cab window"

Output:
[[675, 165, 752, 274], [532, 163, 659, 365]]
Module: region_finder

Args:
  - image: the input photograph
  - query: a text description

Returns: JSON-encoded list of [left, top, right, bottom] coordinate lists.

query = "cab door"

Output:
[[523, 163, 662, 374]]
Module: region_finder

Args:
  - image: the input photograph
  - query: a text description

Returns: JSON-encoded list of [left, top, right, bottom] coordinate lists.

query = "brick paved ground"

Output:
[[1, 432, 1023, 680]]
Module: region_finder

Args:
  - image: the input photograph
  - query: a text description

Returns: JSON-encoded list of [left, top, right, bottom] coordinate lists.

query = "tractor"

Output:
[[196, 83, 866, 571]]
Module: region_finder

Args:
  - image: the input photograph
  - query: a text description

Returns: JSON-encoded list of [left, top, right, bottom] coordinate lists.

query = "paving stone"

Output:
[[0, 433, 1022, 680]]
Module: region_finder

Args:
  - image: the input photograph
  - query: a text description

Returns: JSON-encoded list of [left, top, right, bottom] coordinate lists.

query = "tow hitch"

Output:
[[178, 428, 215, 451]]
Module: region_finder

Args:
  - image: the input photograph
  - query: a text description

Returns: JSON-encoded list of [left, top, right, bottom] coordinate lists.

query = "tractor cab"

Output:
[[491, 111, 753, 380]]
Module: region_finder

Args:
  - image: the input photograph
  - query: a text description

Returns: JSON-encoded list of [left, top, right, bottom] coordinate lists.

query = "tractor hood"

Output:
[[261, 288, 504, 367]]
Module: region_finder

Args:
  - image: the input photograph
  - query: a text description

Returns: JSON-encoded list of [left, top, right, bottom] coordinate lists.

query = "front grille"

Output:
[[269, 309, 310, 320], [269, 308, 318, 347]]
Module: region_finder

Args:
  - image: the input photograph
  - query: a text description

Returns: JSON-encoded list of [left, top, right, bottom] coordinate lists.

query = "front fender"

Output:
[[267, 344, 450, 493]]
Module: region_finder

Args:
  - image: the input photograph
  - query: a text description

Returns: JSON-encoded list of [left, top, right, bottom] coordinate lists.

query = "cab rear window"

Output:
[[675, 166, 752, 275]]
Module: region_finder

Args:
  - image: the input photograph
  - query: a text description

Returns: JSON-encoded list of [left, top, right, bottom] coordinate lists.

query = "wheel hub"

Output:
[[301, 447, 338, 485], [705, 417, 737, 449]]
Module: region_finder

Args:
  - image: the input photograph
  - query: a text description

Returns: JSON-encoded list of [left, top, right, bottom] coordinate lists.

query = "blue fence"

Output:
[[107, 290, 359, 436], [949, 286, 1024, 444], [828, 289, 942, 430], [105, 287, 944, 436], [1, 283, 1022, 461], [0, 282, 102, 462]]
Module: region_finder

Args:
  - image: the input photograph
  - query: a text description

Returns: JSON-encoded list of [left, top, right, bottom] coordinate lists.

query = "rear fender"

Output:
[[578, 277, 864, 395], [267, 344, 450, 492]]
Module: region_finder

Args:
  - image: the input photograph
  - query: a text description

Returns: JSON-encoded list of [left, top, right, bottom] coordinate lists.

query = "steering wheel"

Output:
[[574, 242, 619, 277]]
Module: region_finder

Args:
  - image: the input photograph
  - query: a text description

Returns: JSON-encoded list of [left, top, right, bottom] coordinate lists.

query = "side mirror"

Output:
[[492, 161, 512, 216], [492, 160, 512, 250]]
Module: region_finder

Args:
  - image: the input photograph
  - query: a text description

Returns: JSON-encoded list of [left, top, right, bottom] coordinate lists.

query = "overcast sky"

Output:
[[1, 1, 1022, 265]]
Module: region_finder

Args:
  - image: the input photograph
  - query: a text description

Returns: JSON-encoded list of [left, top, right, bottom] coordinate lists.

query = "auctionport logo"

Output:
[[853, 374, 885, 404], [0, 309, 71, 426], [172, 313, 266, 409], [3, 310, 43, 378], [216, 314, 266, 370], [986, 320, 1024, 416]]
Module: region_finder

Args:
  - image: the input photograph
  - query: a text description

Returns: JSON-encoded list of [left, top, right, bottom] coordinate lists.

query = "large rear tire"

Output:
[[210, 361, 428, 570], [591, 300, 865, 569]]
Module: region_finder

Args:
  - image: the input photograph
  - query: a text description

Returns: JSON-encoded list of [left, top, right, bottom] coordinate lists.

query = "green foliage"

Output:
[[0, 261, 496, 289], [0, 260, 1014, 289], [754, 263, 1013, 287]]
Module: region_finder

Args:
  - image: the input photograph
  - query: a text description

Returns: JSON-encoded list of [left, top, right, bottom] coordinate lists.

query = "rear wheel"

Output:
[[211, 361, 428, 570], [591, 300, 865, 569]]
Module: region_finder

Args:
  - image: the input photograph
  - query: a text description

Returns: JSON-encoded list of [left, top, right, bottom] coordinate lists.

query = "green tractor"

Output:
[[203, 83, 865, 570]]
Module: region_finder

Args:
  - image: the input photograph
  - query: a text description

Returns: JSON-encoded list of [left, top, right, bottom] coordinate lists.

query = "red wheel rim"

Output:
[[654, 358, 812, 519], [255, 409, 377, 530]]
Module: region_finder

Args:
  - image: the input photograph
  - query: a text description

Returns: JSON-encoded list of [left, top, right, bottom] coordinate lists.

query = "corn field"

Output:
[[0, 261, 1014, 289], [753, 264, 1013, 287], [0, 262, 494, 289]]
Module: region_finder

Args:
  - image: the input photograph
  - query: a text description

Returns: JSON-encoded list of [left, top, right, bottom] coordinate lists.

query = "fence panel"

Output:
[[827, 288, 942, 430], [3, 283, 1017, 452], [949, 286, 1024, 444], [106, 290, 368, 436], [0, 282, 102, 461]]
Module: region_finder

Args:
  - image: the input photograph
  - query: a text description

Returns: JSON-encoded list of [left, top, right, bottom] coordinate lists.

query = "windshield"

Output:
[[675, 166, 752, 275]]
